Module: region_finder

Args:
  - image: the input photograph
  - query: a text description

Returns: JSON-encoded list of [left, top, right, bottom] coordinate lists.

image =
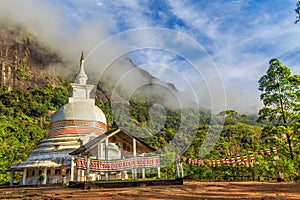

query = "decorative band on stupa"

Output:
[[48, 120, 107, 136]]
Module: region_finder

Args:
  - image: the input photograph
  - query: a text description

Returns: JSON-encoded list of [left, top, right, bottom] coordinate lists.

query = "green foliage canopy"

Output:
[[258, 58, 300, 160], [0, 84, 69, 184]]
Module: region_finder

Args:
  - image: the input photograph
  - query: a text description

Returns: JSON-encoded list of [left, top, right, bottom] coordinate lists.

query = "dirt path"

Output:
[[1, 181, 299, 200]]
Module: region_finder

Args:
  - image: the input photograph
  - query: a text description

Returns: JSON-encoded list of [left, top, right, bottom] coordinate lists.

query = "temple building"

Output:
[[9, 52, 159, 185]]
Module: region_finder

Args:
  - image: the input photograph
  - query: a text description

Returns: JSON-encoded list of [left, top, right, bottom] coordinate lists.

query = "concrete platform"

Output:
[[69, 178, 183, 189]]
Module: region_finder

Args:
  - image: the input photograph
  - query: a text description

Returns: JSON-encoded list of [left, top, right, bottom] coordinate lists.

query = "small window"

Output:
[[54, 145, 60, 151], [38, 170, 42, 175], [47, 169, 51, 175], [66, 168, 71, 174], [55, 169, 61, 175], [31, 170, 35, 176]]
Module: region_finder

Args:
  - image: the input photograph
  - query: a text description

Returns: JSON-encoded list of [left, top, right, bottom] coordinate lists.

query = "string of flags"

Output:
[[177, 147, 278, 168], [76, 156, 160, 172]]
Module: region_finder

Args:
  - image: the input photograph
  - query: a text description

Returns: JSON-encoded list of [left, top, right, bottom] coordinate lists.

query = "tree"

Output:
[[258, 58, 300, 160], [217, 110, 238, 125], [296, 0, 300, 23]]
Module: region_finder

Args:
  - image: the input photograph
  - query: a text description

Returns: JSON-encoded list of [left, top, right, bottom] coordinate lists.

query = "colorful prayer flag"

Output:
[[237, 157, 241, 165], [231, 158, 236, 166], [201, 160, 205, 166], [243, 155, 248, 163], [226, 158, 230, 165], [217, 160, 221, 166], [272, 147, 277, 154]]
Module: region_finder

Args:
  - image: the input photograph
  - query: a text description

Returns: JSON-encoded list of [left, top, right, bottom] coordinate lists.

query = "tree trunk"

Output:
[[286, 133, 294, 160], [279, 97, 294, 160]]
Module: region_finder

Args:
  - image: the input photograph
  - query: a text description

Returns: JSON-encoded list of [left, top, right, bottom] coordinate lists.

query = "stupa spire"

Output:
[[80, 51, 84, 61], [75, 51, 88, 85]]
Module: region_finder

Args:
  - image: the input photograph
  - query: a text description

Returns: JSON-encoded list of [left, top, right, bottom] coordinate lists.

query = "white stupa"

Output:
[[9, 52, 118, 185]]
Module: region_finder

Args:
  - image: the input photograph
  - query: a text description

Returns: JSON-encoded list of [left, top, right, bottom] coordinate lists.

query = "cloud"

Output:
[[167, 0, 300, 113], [1, 0, 299, 113], [0, 0, 204, 111]]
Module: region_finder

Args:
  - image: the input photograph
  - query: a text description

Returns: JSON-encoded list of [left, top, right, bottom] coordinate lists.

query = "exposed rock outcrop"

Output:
[[0, 23, 63, 90]]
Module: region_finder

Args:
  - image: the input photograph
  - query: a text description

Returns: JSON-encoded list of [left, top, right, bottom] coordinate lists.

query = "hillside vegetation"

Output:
[[0, 24, 299, 184], [0, 81, 299, 184]]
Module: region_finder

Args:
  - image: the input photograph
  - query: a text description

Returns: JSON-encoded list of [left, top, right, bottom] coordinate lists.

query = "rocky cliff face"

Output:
[[0, 23, 64, 90], [0, 23, 180, 106]]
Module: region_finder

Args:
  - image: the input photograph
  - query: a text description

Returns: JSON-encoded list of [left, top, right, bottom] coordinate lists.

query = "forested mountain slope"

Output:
[[0, 24, 299, 185]]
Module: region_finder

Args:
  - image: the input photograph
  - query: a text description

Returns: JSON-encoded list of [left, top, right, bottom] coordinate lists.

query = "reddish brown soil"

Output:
[[1, 181, 299, 200]]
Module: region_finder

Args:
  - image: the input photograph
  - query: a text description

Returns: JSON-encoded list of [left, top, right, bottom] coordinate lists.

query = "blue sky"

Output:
[[1, 0, 300, 113]]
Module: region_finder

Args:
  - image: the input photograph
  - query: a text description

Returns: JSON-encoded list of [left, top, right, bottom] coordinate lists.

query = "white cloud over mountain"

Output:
[[1, 0, 299, 113]]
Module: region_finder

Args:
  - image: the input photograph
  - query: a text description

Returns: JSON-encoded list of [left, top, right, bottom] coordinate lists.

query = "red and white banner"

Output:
[[76, 156, 160, 172]]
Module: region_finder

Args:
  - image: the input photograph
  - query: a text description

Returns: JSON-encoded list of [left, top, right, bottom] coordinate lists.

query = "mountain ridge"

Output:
[[0, 23, 180, 106]]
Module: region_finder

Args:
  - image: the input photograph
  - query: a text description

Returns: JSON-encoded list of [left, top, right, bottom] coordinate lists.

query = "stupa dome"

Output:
[[51, 102, 107, 123], [48, 102, 107, 137]]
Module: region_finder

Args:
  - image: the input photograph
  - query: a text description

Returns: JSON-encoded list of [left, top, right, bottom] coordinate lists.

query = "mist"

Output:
[[0, 0, 261, 114]]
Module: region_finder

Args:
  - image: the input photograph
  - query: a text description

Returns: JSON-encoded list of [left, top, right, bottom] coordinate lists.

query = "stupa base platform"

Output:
[[69, 178, 183, 189]]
